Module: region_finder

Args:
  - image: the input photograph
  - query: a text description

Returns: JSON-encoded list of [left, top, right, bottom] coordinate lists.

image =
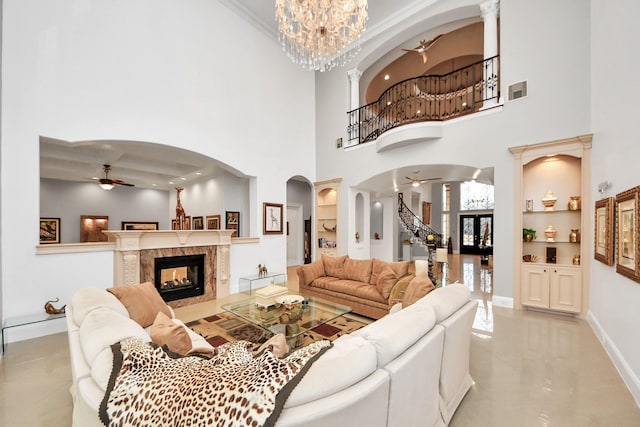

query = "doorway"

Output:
[[459, 214, 493, 255], [287, 204, 303, 267]]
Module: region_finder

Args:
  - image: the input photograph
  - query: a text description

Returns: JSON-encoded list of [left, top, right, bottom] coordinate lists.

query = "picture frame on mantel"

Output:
[[206, 214, 221, 230], [615, 187, 640, 283], [263, 202, 283, 234], [594, 197, 614, 266], [39, 217, 60, 244], [192, 216, 204, 230], [226, 211, 240, 237], [121, 221, 159, 231]]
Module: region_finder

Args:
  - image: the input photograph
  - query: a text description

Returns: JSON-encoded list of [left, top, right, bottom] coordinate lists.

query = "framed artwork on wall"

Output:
[[206, 215, 221, 230], [40, 218, 60, 244], [226, 211, 240, 237], [594, 197, 614, 266], [192, 216, 204, 230], [121, 221, 158, 231], [263, 202, 283, 234], [615, 187, 640, 283], [80, 215, 109, 242]]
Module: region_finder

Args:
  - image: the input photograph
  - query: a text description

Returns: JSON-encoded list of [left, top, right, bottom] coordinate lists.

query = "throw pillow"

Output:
[[402, 272, 436, 308], [300, 259, 326, 286], [340, 257, 373, 283], [375, 266, 398, 300], [388, 260, 411, 279], [321, 254, 347, 277], [107, 282, 172, 328], [388, 274, 416, 305], [150, 311, 192, 356]]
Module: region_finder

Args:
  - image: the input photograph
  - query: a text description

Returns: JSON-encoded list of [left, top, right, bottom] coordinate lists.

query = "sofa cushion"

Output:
[[79, 307, 150, 365], [107, 282, 172, 328], [300, 259, 325, 286], [370, 259, 411, 286], [150, 312, 192, 355], [285, 334, 378, 408], [322, 254, 347, 277], [352, 302, 436, 366], [321, 279, 371, 298], [416, 283, 471, 322], [340, 257, 373, 283], [402, 272, 436, 307], [375, 266, 398, 300], [71, 287, 129, 326], [388, 274, 415, 305], [414, 260, 429, 276]]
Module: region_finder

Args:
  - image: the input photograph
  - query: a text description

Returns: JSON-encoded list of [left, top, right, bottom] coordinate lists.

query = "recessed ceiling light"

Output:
[[195, 172, 202, 176], [180, 177, 187, 180], [384, 74, 390, 80], [169, 181, 174, 185], [152, 183, 157, 187]]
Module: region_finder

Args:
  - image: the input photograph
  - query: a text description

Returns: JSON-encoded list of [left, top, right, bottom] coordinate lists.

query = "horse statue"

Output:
[[257, 264, 268, 277]]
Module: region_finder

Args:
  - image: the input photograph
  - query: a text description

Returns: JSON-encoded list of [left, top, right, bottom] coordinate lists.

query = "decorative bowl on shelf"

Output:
[[541, 191, 557, 211]]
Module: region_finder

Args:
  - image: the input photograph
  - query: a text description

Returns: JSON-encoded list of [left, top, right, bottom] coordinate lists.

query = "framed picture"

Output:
[[193, 216, 204, 230], [225, 211, 240, 237], [594, 197, 614, 266], [263, 202, 284, 234], [616, 187, 640, 283], [121, 221, 159, 231], [172, 216, 191, 230], [172, 219, 178, 230], [206, 214, 221, 230], [80, 215, 109, 242], [40, 218, 60, 244]]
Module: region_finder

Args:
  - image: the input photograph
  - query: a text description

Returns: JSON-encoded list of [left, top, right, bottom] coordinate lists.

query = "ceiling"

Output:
[[39, 1, 494, 195]]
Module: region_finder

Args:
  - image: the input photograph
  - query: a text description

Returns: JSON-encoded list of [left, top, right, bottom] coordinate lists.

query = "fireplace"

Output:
[[154, 254, 205, 302]]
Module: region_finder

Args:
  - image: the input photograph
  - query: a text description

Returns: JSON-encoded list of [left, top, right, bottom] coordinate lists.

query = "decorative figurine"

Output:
[[257, 264, 268, 277], [175, 187, 187, 230], [44, 297, 66, 315]]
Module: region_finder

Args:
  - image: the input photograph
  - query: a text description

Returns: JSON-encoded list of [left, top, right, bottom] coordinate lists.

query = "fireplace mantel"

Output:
[[103, 230, 234, 299]]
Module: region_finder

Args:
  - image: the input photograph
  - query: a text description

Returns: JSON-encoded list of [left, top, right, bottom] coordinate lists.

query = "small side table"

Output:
[[2, 312, 66, 352], [238, 272, 287, 294]]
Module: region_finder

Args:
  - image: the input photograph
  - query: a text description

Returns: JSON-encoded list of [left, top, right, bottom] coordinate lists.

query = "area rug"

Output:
[[185, 311, 372, 348]]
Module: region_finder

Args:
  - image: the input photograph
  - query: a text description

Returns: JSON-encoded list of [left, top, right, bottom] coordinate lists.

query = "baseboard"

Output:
[[587, 310, 640, 407], [490, 295, 513, 308]]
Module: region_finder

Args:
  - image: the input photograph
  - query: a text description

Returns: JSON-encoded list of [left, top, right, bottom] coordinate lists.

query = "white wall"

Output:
[[41, 178, 170, 242], [1, 0, 316, 330], [314, 0, 591, 301], [589, 0, 640, 405]]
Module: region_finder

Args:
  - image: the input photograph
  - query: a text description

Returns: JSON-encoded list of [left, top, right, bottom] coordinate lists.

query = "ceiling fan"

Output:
[[405, 176, 441, 187], [401, 35, 443, 64], [96, 164, 134, 190]]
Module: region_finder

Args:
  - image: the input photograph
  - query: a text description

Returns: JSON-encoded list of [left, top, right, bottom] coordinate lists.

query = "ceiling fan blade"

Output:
[[113, 179, 134, 187], [401, 48, 414, 53]]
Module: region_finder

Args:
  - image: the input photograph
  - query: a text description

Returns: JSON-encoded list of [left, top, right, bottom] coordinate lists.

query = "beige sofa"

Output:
[[66, 283, 475, 426], [297, 255, 426, 319]]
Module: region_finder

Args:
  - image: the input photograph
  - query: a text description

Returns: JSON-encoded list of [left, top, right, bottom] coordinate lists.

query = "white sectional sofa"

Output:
[[66, 283, 476, 426]]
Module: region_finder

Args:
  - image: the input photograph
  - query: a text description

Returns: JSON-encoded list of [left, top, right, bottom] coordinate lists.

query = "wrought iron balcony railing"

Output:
[[348, 55, 499, 145]]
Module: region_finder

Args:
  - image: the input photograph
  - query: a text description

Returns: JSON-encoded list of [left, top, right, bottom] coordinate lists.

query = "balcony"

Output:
[[347, 56, 500, 146]]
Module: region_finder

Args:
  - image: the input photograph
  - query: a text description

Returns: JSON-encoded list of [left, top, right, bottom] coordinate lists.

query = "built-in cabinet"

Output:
[[314, 178, 341, 257], [510, 135, 592, 318]]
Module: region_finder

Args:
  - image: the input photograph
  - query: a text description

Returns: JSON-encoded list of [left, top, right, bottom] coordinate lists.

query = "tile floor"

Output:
[[1, 256, 639, 426]]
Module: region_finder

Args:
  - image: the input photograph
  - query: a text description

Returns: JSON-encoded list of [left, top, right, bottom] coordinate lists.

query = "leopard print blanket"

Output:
[[99, 338, 331, 427]]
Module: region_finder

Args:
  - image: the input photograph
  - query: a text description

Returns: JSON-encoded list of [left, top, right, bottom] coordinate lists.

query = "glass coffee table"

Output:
[[222, 296, 351, 348]]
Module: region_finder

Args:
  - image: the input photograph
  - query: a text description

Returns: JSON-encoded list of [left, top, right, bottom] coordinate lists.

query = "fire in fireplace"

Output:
[[154, 254, 205, 302]]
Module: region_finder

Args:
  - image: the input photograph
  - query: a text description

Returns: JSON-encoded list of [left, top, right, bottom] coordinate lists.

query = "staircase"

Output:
[[397, 193, 444, 280]]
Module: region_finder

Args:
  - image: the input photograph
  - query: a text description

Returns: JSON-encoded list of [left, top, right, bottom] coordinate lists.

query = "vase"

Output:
[[542, 191, 557, 211], [544, 225, 557, 242], [573, 254, 581, 265], [569, 228, 580, 243], [568, 196, 581, 211]]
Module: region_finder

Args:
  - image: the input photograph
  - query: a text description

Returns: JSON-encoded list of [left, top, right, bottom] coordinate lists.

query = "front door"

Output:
[[460, 214, 493, 255]]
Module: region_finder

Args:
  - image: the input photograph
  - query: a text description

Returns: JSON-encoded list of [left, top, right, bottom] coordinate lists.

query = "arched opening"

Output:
[[286, 176, 313, 266]]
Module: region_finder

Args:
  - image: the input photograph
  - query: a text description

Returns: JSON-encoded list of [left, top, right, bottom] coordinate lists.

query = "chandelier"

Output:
[[275, 0, 368, 72]]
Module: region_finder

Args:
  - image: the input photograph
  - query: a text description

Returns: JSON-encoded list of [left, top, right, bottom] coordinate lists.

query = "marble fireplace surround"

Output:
[[103, 230, 234, 308]]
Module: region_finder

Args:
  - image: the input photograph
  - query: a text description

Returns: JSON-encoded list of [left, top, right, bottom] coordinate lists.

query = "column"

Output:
[[347, 68, 363, 143], [480, 0, 500, 108]]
